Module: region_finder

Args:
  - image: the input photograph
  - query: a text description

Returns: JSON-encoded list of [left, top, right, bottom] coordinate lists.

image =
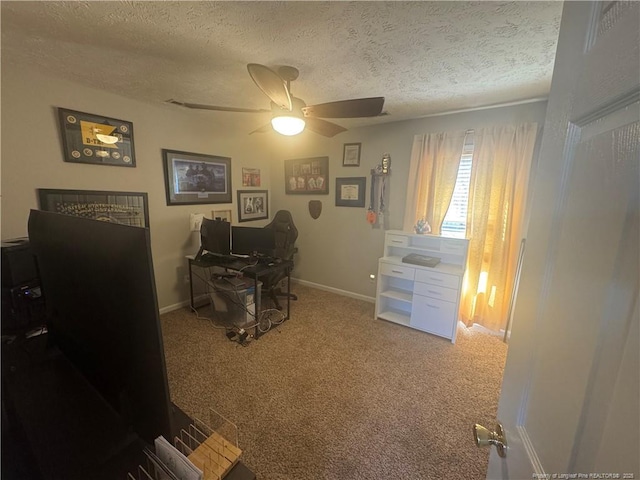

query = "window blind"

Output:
[[441, 144, 473, 237]]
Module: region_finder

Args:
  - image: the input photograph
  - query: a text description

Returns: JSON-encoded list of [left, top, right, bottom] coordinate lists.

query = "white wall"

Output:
[[1, 65, 274, 310], [266, 101, 548, 300], [1, 64, 547, 308]]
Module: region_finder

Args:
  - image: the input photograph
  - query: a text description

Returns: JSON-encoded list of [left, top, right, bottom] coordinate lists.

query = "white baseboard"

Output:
[[159, 301, 189, 315], [159, 294, 209, 315], [159, 280, 375, 315], [292, 278, 375, 303]]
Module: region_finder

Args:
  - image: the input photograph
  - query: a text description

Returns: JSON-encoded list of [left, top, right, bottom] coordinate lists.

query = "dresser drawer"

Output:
[[410, 295, 457, 339], [413, 282, 458, 303], [386, 234, 409, 247], [415, 269, 459, 289], [380, 262, 415, 280]]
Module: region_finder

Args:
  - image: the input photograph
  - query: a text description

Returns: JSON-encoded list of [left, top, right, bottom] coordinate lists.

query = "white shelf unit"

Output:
[[375, 230, 469, 343]]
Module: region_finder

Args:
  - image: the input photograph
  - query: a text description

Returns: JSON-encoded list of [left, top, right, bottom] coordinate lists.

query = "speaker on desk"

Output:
[[2, 238, 38, 287], [1, 238, 45, 334]]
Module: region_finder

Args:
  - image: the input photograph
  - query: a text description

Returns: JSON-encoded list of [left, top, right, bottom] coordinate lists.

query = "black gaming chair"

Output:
[[262, 210, 298, 309]]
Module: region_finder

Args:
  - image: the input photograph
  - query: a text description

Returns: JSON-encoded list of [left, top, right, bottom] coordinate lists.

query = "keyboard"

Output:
[[199, 252, 278, 270]]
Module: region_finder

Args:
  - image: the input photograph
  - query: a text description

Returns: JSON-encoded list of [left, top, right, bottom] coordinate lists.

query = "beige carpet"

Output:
[[160, 284, 507, 480]]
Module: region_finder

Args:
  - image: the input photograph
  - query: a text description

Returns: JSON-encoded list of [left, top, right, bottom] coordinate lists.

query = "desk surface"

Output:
[[189, 253, 293, 277]]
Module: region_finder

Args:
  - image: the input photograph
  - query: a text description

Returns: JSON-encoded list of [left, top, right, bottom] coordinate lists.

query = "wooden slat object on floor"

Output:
[[187, 433, 242, 479]]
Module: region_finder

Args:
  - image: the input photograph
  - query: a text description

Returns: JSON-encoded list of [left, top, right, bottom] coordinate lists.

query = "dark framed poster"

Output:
[[162, 149, 232, 205], [37, 189, 149, 227], [57, 108, 136, 167], [284, 156, 329, 194]]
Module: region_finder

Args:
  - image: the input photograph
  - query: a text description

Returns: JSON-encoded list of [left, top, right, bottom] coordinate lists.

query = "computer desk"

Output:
[[187, 254, 294, 338]]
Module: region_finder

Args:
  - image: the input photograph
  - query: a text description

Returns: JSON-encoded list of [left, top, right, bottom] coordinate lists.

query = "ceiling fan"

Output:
[[167, 63, 385, 137]]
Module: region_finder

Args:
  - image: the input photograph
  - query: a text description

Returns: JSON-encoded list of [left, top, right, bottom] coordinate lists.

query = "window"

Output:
[[441, 143, 474, 238]]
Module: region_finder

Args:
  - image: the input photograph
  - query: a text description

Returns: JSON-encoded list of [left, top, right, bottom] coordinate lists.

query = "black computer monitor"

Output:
[[231, 226, 276, 256], [198, 217, 231, 258], [27, 210, 173, 444]]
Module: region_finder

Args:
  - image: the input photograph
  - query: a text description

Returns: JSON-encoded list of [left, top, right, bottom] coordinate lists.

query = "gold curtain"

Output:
[[460, 123, 538, 332], [403, 132, 466, 234]]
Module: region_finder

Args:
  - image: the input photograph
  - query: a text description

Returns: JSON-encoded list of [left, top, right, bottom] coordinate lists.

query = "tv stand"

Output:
[[1, 333, 255, 480]]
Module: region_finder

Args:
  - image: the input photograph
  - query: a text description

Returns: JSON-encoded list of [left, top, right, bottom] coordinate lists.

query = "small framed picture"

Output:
[[237, 190, 268, 222], [342, 143, 361, 167], [335, 177, 366, 207], [211, 209, 232, 223], [242, 168, 261, 186]]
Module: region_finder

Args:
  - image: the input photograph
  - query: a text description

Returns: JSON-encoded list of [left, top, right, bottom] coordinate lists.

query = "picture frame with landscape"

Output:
[[162, 149, 232, 206]]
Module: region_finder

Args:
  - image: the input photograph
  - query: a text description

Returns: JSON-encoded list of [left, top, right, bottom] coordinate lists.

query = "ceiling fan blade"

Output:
[[247, 63, 292, 111], [304, 117, 347, 137], [302, 97, 385, 118], [249, 123, 273, 135], [166, 99, 270, 113]]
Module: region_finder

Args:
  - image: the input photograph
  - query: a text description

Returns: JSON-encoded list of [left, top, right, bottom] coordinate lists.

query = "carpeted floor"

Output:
[[160, 284, 507, 480]]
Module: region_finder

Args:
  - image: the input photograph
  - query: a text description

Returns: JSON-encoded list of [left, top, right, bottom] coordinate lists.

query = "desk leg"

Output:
[[285, 267, 291, 320], [254, 276, 260, 340], [189, 260, 195, 310]]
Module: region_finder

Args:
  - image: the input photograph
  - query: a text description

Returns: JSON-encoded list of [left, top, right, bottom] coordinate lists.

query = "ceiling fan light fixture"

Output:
[[171, 64, 382, 137], [271, 115, 305, 136]]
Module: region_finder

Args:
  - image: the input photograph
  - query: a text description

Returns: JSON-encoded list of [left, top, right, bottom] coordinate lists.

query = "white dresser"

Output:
[[375, 230, 469, 343]]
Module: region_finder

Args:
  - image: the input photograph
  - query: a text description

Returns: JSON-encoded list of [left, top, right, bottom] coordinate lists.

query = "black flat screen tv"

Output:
[[27, 210, 173, 444]]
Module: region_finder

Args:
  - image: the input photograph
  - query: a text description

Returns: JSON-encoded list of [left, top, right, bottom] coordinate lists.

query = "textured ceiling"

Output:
[[1, 1, 562, 129]]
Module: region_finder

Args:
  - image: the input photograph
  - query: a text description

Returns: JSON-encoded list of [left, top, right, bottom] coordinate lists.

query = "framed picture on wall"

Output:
[[335, 177, 366, 207], [242, 168, 261, 186], [284, 156, 329, 194], [37, 188, 149, 227], [57, 107, 136, 167], [237, 190, 268, 222], [211, 209, 232, 223], [162, 149, 232, 206], [342, 143, 361, 167]]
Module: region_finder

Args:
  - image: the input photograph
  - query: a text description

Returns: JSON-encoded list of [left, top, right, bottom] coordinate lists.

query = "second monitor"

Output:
[[232, 226, 276, 257]]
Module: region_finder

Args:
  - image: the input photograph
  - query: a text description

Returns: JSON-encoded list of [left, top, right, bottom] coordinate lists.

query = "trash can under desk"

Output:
[[207, 277, 262, 329]]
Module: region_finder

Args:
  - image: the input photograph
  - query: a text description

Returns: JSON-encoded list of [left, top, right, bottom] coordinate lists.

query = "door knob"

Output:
[[473, 422, 507, 458]]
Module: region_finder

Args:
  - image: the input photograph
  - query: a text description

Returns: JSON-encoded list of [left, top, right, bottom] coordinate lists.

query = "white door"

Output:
[[484, 2, 639, 478]]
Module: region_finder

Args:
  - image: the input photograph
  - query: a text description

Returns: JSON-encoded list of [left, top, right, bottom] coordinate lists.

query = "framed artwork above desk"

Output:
[[284, 156, 329, 194], [237, 190, 268, 222], [162, 149, 232, 206]]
